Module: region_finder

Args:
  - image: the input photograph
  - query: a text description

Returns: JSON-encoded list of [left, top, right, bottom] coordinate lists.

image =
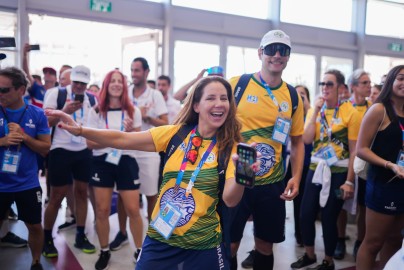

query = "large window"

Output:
[[364, 55, 404, 84], [173, 41, 220, 92], [321, 56, 353, 83], [0, 11, 17, 68], [28, 14, 160, 86], [281, 0, 352, 32], [366, 0, 404, 38], [172, 0, 270, 19], [226, 46, 260, 80]]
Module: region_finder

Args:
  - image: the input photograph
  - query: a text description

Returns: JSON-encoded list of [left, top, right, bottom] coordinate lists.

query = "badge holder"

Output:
[[105, 149, 123, 165], [1, 150, 22, 174], [396, 150, 404, 167], [272, 116, 291, 145], [322, 145, 338, 166], [151, 202, 182, 240]]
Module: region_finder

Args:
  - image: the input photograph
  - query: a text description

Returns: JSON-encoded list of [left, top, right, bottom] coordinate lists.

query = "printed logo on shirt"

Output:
[[25, 119, 36, 129], [280, 101, 289, 112], [333, 118, 342, 125], [206, 152, 216, 163], [160, 187, 195, 227], [255, 143, 276, 176], [0, 118, 3, 127], [179, 142, 187, 152], [384, 202, 397, 211], [246, 95, 258, 104]]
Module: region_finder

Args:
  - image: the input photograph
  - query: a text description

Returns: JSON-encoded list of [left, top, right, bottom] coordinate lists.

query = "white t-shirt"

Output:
[[44, 85, 95, 151], [166, 95, 182, 124], [87, 107, 142, 157]]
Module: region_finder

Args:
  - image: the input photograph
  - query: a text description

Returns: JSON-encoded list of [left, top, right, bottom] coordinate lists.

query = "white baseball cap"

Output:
[[71, 65, 91, 84], [260, 30, 291, 49]]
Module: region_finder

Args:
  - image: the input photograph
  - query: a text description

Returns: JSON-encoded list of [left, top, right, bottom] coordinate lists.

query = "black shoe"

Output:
[[57, 218, 76, 232], [109, 231, 128, 251], [307, 260, 335, 270], [74, 234, 96, 254], [8, 208, 18, 220], [31, 261, 44, 270], [333, 239, 346, 260], [353, 240, 362, 261], [133, 248, 141, 263], [95, 250, 111, 270], [42, 239, 58, 258], [0, 232, 28, 248], [291, 253, 317, 269], [241, 249, 255, 269]]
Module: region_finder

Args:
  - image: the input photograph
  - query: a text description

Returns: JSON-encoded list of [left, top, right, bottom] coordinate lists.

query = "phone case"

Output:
[[236, 143, 257, 188]]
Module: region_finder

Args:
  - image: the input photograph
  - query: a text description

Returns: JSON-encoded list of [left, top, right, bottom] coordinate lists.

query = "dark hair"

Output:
[[174, 76, 242, 157], [375, 65, 404, 123], [295, 84, 310, 103], [325, 69, 345, 86], [62, 64, 72, 69], [32, 74, 41, 81], [89, 84, 100, 90], [132, 57, 149, 71], [373, 84, 382, 91], [0, 67, 30, 89], [157, 75, 171, 86]]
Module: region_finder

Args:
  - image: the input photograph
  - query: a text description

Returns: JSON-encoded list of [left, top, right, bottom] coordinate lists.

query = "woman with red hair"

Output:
[[86, 70, 143, 270]]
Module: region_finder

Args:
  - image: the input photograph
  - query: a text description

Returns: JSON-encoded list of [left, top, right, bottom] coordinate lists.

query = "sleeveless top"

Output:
[[368, 116, 403, 183]]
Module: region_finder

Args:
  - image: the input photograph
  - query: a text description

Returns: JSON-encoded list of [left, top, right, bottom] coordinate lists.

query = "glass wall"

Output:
[[281, 0, 352, 32], [321, 56, 353, 83], [364, 55, 404, 84], [0, 10, 17, 68], [366, 0, 404, 38], [226, 46, 260, 80]]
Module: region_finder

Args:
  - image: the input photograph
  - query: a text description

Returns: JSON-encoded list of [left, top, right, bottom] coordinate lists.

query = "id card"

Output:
[[272, 116, 291, 145], [151, 202, 182, 240], [396, 150, 404, 167], [105, 149, 122, 165], [323, 145, 338, 166], [1, 150, 21, 174], [71, 135, 82, 144]]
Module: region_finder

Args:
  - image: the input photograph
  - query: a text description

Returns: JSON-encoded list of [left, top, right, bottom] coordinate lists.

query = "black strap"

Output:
[[234, 74, 253, 106], [164, 124, 193, 164]]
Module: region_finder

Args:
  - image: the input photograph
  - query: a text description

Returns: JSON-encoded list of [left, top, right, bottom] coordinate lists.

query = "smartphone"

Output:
[[29, 44, 40, 51], [335, 189, 344, 199], [0, 37, 16, 48], [235, 143, 257, 188], [74, 94, 84, 103]]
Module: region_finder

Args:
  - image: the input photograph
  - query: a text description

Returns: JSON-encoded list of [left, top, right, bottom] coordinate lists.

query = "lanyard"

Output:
[[1, 105, 28, 135], [350, 97, 368, 108], [105, 110, 125, 131], [173, 126, 217, 199], [258, 72, 282, 113], [71, 93, 84, 121], [399, 121, 404, 149], [319, 103, 339, 143]]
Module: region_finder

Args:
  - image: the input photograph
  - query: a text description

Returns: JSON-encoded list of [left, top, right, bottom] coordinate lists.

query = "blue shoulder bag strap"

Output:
[[50, 87, 67, 141]]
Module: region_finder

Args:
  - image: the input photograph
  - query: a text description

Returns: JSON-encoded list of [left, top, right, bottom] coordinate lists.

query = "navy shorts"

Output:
[[90, 154, 140, 190], [48, 148, 92, 186], [357, 177, 366, 206], [230, 181, 286, 244], [366, 178, 404, 215], [136, 236, 229, 270], [0, 187, 42, 224]]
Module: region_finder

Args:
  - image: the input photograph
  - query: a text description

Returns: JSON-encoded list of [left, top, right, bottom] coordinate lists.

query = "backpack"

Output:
[[233, 73, 299, 170], [163, 124, 234, 263], [51, 87, 96, 140]]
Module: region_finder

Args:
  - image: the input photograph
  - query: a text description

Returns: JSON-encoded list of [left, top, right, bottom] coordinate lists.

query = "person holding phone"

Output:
[[229, 30, 305, 270], [291, 69, 360, 270], [46, 76, 259, 270], [85, 70, 144, 270], [356, 65, 404, 270]]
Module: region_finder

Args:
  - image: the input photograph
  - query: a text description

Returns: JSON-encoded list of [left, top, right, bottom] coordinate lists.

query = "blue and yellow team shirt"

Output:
[[350, 99, 371, 120], [230, 75, 304, 185], [305, 101, 360, 173], [148, 125, 236, 250]]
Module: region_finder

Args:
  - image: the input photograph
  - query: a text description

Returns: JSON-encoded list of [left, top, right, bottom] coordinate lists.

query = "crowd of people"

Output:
[[0, 29, 403, 270]]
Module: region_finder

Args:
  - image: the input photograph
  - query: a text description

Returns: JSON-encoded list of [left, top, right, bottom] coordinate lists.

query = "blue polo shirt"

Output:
[[0, 104, 50, 192]]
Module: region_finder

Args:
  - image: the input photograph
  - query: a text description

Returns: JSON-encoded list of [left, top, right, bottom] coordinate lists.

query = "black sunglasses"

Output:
[[73, 81, 87, 86], [263, 43, 291, 57], [0, 87, 13, 94], [318, 81, 334, 87]]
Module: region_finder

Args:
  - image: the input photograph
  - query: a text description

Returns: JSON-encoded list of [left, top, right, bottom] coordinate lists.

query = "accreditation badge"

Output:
[[323, 145, 338, 166], [272, 116, 291, 145], [396, 150, 404, 167], [105, 149, 122, 165], [151, 202, 182, 240], [1, 150, 21, 174], [71, 135, 82, 144]]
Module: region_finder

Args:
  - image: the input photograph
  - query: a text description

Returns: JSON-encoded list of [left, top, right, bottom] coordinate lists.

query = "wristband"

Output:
[[77, 125, 83, 136], [385, 160, 391, 169], [344, 181, 354, 187]]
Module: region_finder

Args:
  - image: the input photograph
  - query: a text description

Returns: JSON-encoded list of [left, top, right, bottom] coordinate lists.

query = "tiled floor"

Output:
[[0, 176, 358, 270]]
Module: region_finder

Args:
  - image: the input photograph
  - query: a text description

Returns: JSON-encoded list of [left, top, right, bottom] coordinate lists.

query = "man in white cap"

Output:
[[42, 65, 97, 258], [228, 30, 305, 269]]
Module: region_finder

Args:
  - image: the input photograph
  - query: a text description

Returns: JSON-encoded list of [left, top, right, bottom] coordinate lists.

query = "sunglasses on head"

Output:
[[318, 81, 334, 87], [0, 87, 13, 94], [73, 81, 87, 86], [186, 136, 203, 165], [263, 43, 291, 57]]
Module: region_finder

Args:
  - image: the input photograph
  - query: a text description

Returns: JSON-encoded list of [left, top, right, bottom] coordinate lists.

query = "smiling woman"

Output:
[[45, 76, 260, 270]]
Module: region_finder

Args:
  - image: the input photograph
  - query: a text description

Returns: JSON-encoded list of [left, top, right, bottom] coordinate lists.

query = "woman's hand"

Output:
[[340, 182, 354, 200], [313, 96, 325, 113], [45, 109, 82, 136], [389, 163, 404, 179]]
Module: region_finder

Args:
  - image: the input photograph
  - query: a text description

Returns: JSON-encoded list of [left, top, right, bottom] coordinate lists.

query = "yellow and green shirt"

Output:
[[147, 125, 236, 249], [306, 101, 360, 173], [230, 75, 304, 185]]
